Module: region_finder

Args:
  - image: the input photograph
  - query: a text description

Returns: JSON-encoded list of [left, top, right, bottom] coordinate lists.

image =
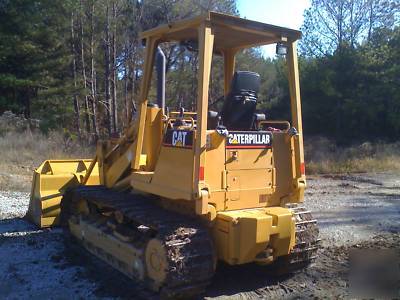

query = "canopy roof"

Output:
[[140, 11, 302, 51]]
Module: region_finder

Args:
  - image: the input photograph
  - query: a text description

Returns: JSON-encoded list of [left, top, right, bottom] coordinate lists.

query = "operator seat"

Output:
[[220, 71, 261, 130]]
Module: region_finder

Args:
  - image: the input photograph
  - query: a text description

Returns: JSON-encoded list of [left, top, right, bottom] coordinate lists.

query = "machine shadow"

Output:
[[205, 262, 292, 298], [61, 240, 156, 300], [63, 237, 294, 300], [0, 217, 38, 234]]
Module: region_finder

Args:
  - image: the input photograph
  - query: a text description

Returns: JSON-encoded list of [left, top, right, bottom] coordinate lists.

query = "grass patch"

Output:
[[305, 137, 400, 174], [0, 130, 399, 191], [0, 131, 93, 191]]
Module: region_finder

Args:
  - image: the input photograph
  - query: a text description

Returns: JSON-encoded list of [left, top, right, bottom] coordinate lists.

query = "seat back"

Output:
[[220, 71, 260, 130]]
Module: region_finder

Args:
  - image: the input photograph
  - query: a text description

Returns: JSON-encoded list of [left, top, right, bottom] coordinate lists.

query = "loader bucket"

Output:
[[28, 159, 99, 228]]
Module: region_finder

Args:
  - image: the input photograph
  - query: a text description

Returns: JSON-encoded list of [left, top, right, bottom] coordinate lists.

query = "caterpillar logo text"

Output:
[[226, 131, 272, 149]]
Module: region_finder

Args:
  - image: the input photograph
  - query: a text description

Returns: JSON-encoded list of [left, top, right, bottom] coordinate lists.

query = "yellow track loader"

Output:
[[28, 12, 319, 298]]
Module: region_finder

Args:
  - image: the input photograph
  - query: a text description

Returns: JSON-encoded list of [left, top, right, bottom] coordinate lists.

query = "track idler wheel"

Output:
[[145, 238, 169, 290]]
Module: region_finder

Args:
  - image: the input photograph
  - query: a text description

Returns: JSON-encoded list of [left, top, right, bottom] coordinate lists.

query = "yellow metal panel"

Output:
[[140, 12, 301, 50], [225, 148, 273, 170], [104, 139, 147, 187], [130, 171, 153, 184], [142, 107, 163, 171], [224, 167, 275, 210], [225, 190, 274, 211], [207, 191, 226, 212], [213, 207, 295, 265], [82, 156, 97, 185], [69, 219, 144, 280], [265, 207, 296, 257], [214, 223, 229, 260], [86, 174, 100, 185], [204, 131, 226, 192], [131, 181, 193, 200], [140, 14, 206, 39], [41, 194, 62, 217], [133, 146, 194, 200], [40, 216, 58, 228], [226, 169, 274, 191], [267, 132, 293, 206]]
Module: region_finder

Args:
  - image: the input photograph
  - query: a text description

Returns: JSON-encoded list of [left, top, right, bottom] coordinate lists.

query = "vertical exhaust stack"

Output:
[[156, 46, 166, 113]]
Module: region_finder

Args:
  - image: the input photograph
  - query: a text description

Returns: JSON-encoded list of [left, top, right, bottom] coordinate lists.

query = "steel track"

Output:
[[61, 185, 215, 299], [278, 203, 320, 272]]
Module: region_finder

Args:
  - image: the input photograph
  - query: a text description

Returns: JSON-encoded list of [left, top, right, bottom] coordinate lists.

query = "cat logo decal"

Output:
[[163, 130, 193, 149]]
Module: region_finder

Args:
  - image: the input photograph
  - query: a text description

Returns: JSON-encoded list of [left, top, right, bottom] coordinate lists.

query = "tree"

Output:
[[295, 0, 400, 143], [0, 0, 298, 143], [0, 0, 72, 122], [300, 0, 400, 56], [70, 10, 82, 138], [296, 26, 400, 142]]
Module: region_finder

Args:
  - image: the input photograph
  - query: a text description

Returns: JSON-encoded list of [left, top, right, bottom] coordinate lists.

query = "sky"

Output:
[[237, 0, 311, 57]]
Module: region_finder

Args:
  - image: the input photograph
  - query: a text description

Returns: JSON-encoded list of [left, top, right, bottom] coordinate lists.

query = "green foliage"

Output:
[[299, 26, 400, 143], [0, 0, 72, 121]]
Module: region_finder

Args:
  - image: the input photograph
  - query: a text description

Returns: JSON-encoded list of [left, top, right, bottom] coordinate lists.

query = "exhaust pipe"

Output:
[[156, 46, 166, 113]]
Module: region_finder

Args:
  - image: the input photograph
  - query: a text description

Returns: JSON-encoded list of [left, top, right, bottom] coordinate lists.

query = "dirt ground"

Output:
[[0, 172, 399, 299]]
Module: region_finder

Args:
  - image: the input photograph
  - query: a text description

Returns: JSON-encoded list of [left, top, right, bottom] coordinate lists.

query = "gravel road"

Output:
[[0, 172, 399, 299]]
